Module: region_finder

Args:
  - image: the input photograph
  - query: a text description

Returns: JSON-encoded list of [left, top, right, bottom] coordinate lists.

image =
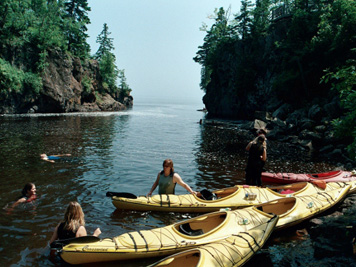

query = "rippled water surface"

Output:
[[0, 100, 338, 266]]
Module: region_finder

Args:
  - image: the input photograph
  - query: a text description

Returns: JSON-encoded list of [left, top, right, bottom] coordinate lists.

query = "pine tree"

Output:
[[94, 23, 115, 60], [63, 0, 91, 58]]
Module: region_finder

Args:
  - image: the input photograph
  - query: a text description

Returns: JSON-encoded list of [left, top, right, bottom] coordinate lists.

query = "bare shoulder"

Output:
[[173, 172, 183, 181], [17, 197, 27, 203], [76, 225, 87, 237]]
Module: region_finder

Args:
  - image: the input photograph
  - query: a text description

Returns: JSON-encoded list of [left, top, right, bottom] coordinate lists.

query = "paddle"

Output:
[[106, 191, 137, 199], [50, 236, 100, 249]]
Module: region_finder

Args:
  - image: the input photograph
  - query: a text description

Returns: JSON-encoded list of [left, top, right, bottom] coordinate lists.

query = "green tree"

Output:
[[63, 0, 91, 58], [118, 69, 132, 99], [99, 52, 118, 94], [322, 61, 356, 160], [235, 0, 253, 40], [94, 23, 115, 60], [94, 23, 119, 94], [251, 0, 272, 38], [194, 7, 232, 91]]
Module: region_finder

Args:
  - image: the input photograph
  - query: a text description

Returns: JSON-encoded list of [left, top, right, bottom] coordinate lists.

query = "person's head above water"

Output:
[[21, 183, 36, 197]]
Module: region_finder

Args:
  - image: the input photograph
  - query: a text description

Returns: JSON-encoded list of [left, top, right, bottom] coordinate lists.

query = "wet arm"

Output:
[[147, 174, 160, 197], [173, 174, 197, 195], [11, 197, 26, 208], [49, 224, 60, 244]]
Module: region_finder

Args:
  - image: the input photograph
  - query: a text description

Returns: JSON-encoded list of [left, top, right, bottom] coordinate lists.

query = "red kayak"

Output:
[[262, 170, 356, 184]]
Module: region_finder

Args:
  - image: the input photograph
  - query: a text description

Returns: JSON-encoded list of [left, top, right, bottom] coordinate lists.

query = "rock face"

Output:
[[2, 48, 133, 114]]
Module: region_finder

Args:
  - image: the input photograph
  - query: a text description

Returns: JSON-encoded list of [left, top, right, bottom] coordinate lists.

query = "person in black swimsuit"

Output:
[[49, 201, 101, 243], [245, 135, 267, 186]]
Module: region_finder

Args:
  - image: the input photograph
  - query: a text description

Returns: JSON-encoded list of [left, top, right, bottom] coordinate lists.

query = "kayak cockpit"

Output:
[[197, 187, 239, 201], [175, 213, 227, 236], [268, 182, 308, 194], [256, 198, 296, 215]]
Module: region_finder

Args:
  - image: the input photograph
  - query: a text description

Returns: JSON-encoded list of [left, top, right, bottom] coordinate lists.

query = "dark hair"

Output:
[[21, 183, 35, 197], [257, 135, 266, 143], [162, 159, 174, 176], [257, 128, 267, 135]]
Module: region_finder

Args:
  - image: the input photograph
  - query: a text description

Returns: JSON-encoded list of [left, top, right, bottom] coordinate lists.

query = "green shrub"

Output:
[[0, 58, 42, 100]]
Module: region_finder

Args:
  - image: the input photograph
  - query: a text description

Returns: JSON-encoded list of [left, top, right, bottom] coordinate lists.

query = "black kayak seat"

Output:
[[200, 189, 217, 200], [106, 192, 137, 199], [179, 223, 203, 236], [50, 236, 100, 249]]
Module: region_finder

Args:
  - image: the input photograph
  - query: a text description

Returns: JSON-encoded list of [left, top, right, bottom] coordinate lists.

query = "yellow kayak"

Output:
[[148, 215, 279, 267], [60, 208, 277, 264], [110, 181, 350, 212], [253, 184, 351, 230], [59, 185, 349, 264]]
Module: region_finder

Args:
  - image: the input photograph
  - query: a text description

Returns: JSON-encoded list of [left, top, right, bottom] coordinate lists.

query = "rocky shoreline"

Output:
[[202, 99, 356, 170], [201, 106, 356, 266]]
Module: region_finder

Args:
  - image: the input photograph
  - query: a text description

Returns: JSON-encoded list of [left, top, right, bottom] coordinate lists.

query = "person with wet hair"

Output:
[[245, 135, 267, 186], [147, 159, 197, 197], [49, 201, 101, 243], [11, 183, 37, 208]]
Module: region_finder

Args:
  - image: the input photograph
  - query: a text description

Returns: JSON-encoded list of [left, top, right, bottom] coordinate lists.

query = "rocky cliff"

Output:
[[1, 48, 133, 114]]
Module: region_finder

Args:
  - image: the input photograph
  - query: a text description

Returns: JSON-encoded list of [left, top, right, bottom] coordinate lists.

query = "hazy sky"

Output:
[[86, 1, 241, 104]]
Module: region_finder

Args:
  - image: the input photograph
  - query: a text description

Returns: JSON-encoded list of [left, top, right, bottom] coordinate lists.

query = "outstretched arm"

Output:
[[173, 173, 197, 195], [49, 223, 60, 244], [41, 158, 55, 163], [11, 197, 26, 208], [93, 228, 101, 237], [147, 173, 160, 197]]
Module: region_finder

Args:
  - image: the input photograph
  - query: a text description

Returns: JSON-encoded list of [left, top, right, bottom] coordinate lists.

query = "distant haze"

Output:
[[87, 0, 240, 105]]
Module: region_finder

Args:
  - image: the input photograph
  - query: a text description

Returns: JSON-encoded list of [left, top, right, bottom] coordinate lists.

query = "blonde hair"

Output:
[[163, 159, 174, 175], [63, 201, 85, 232]]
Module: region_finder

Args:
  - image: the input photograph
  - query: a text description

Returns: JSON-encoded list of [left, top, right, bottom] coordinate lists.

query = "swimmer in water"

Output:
[[40, 153, 71, 163], [11, 183, 37, 208]]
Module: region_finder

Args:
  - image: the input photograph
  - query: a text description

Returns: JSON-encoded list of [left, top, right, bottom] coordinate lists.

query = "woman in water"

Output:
[[147, 159, 197, 197], [11, 183, 37, 208], [50, 201, 101, 243], [40, 153, 71, 163]]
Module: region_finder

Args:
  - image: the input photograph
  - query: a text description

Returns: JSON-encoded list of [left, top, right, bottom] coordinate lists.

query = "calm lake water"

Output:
[[0, 99, 339, 266]]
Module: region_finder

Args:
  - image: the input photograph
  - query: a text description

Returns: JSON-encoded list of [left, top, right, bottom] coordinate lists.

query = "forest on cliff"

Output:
[[0, 0, 131, 114], [195, 0, 356, 160]]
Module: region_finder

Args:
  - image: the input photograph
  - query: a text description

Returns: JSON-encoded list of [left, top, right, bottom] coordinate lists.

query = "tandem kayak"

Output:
[[261, 170, 356, 184], [148, 215, 279, 267], [108, 181, 351, 212], [59, 208, 277, 264]]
